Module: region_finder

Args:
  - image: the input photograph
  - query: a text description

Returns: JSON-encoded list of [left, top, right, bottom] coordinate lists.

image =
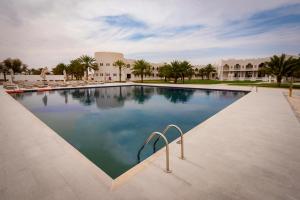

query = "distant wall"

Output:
[[0, 74, 64, 82]]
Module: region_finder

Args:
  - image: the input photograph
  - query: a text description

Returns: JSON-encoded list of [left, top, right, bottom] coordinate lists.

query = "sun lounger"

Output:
[[3, 82, 18, 90]]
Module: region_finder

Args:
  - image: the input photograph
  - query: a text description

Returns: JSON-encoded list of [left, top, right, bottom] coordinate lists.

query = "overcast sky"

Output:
[[0, 0, 300, 68]]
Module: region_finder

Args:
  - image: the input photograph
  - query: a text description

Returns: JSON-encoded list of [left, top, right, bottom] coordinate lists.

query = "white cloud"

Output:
[[0, 0, 299, 67]]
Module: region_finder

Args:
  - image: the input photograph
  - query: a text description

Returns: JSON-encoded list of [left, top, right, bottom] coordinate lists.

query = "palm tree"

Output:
[[52, 63, 67, 75], [0, 62, 9, 82], [186, 68, 194, 80], [198, 68, 206, 80], [262, 54, 296, 86], [21, 64, 29, 74], [170, 60, 182, 83], [158, 63, 172, 82], [180, 60, 193, 83], [204, 64, 217, 80], [113, 60, 126, 82], [132, 60, 152, 83], [68, 59, 85, 80], [78, 55, 99, 80]]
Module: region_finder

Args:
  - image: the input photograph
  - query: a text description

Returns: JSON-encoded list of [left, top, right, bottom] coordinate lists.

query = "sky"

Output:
[[0, 0, 300, 68]]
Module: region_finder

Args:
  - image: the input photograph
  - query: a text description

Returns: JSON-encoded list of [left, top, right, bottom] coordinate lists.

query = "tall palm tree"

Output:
[[204, 64, 217, 80], [132, 60, 152, 83], [113, 60, 126, 82], [78, 55, 99, 80], [262, 54, 295, 86]]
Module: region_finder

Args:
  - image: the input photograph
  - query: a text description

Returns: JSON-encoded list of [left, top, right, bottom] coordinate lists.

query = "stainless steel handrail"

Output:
[[153, 124, 184, 160], [138, 131, 171, 173]]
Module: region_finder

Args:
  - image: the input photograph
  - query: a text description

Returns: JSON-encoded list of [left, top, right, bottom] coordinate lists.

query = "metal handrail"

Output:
[[153, 124, 184, 160], [137, 131, 171, 173]]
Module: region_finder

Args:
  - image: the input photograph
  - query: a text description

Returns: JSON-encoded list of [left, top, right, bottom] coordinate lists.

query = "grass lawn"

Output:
[[133, 79, 300, 89]]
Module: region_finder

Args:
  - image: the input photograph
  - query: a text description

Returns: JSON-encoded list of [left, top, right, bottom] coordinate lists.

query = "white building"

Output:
[[219, 57, 270, 81], [219, 55, 299, 81], [93, 52, 163, 82]]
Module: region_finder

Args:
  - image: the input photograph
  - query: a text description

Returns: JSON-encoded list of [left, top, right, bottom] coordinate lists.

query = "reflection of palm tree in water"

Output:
[[42, 94, 48, 106], [58, 90, 69, 104], [132, 86, 155, 104], [70, 89, 96, 105], [116, 86, 126, 103], [157, 88, 195, 103]]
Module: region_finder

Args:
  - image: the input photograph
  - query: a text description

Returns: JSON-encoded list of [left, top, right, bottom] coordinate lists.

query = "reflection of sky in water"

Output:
[[11, 86, 248, 179]]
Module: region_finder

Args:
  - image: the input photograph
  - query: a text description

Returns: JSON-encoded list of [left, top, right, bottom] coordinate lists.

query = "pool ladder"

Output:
[[137, 124, 185, 173]]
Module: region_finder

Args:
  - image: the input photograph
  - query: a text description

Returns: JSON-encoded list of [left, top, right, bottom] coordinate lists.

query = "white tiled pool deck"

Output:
[[1, 83, 300, 200]]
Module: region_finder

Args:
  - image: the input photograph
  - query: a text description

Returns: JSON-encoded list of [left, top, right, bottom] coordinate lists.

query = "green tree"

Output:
[[113, 60, 126, 82], [78, 55, 99, 80], [179, 60, 193, 83], [262, 54, 296, 86], [29, 68, 43, 75], [52, 63, 67, 75], [186, 67, 194, 80], [204, 64, 217, 80], [158, 63, 172, 82], [132, 60, 152, 83], [21, 64, 29, 74], [286, 57, 300, 84], [198, 68, 206, 80], [0, 62, 9, 81], [169, 60, 182, 83], [3, 58, 23, 73], [68, 59, 84, 80]]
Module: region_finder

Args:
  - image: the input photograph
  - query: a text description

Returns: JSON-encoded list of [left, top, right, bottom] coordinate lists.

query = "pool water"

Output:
[[11, 86, 247, 179]]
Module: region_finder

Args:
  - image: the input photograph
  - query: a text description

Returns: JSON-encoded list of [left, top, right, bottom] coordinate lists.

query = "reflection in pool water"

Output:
[[11, 86, 247, 179]]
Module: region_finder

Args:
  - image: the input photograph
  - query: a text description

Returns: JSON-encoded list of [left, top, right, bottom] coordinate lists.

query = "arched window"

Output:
[[246, 63, 253, 69]]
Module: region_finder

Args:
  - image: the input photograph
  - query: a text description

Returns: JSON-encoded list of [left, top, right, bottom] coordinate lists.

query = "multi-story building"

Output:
[[219, 55, 299, 81], [93, 52, 163, 82], [219, 57, 270, 81]]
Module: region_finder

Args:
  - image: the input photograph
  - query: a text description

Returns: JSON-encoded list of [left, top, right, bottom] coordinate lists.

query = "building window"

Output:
[[99, 63, 103, 66], [100, 73, 103, 76], [106, 63, 110, 66], [113, 73, 117, 76], [106, 73, 110, 76]]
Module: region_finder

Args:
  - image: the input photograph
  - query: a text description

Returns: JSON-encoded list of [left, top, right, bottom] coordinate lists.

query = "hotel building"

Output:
[[219, 57, 270, 81], [93, 52, 163, 82]]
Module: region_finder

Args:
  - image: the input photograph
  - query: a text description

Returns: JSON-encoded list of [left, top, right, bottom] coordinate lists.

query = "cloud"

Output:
[[101, 14, 147, 29], [125, 24, 204, 41], [219, 3, 300, 38], [0, 0, 299, 67]]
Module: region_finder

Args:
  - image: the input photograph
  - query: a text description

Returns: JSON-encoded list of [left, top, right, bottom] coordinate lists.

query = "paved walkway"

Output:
[[285, 90, 300, 122], [0, 84, 299, 200]]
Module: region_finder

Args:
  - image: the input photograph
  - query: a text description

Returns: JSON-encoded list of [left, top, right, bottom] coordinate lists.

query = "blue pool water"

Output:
[[11, 86, 247, 178]]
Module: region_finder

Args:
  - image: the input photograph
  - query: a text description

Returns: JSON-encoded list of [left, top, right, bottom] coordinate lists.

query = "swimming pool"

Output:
[[11, 85, 248, 179]]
